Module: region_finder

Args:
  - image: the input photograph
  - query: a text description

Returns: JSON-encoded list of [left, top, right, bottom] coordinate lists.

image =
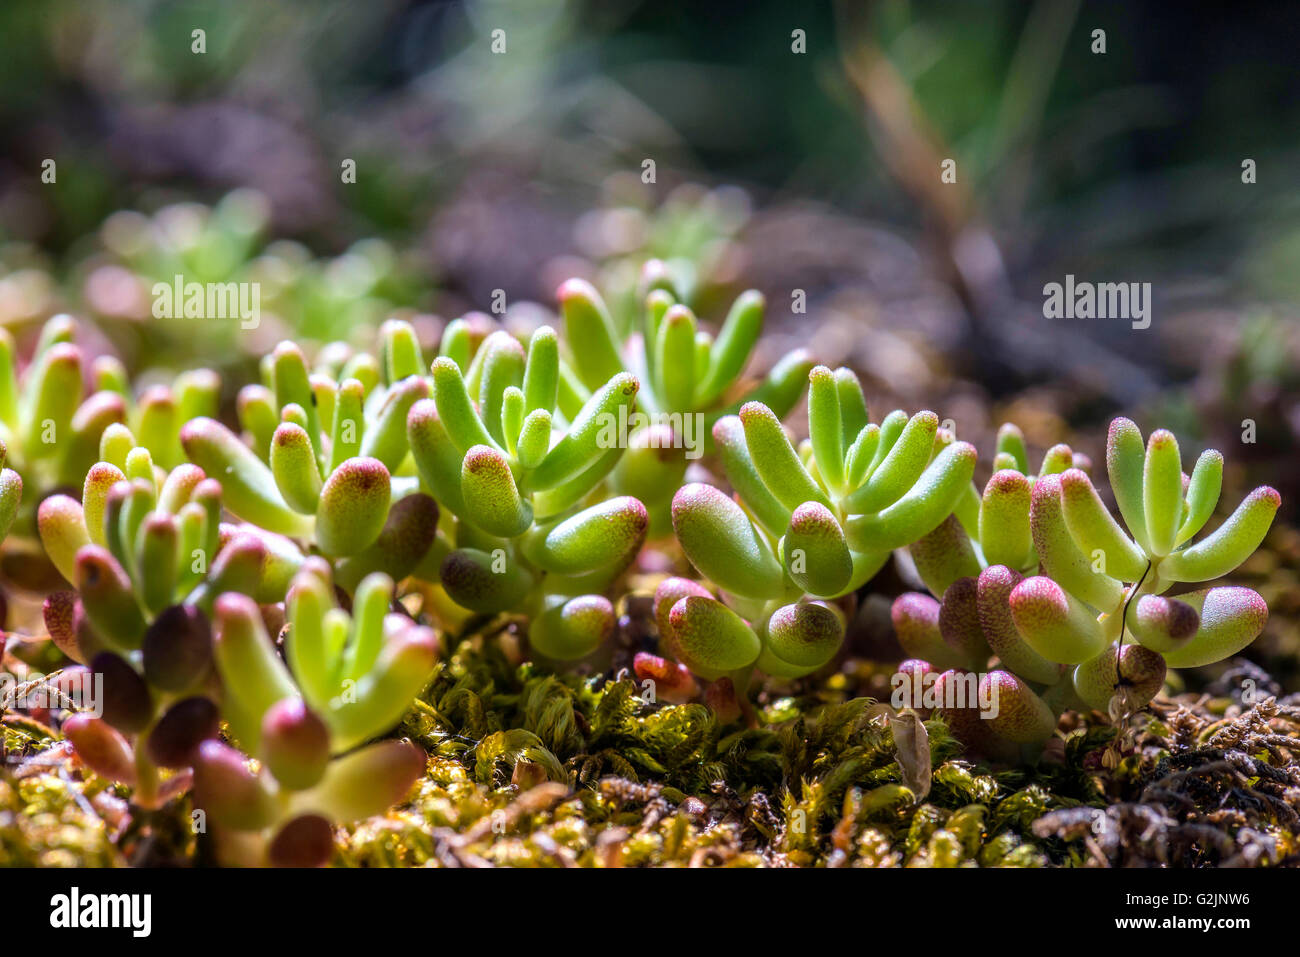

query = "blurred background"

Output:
[[1, 0, 1297, 671]]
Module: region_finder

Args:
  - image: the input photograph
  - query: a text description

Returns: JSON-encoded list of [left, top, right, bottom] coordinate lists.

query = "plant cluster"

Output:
[[890, 419, 1277, 760], [648, 364, 976, 699], [0, 263, 1283, 866]]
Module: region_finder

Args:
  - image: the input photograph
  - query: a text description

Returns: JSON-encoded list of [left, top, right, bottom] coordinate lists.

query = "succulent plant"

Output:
[[0, 314, 218, 601], [36, 452, 268, 807], [0, 233, 1288, 871], [577, 181, 752, 336], [906, 423, 1091, 597], [180, 322, 439, 590], [659, 365, 976, 696], [408, 320, 648, 660], [190, 563, 435, 866], [891, 418, 1278, 760], [0, 442, 22, 547], [557, 275, 814, 533]]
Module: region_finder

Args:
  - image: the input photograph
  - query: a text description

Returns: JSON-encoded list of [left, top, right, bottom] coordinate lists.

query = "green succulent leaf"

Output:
[[1143, 429, 1184, 557], [1008, 575, 1108, 664], [316, 457, 391, 557], [1029, 473, 1124, 612], [1159, 486, 1279, 583], [739, 401, 829, 512], [909, 514, 981, 598], [460, 445, 533, 538], [671, 483, 784, 600], [1175, 449, 1223, 546], [1058, 468, 1147, 582], [844, 410, 939, 514], [1159, 586, 1268, 668], [845, 441, 976, 552], [523, 496, 647, 576], [558, 279, 624, 391], [667, 595, 761, 680], [529, 595, 615, 661], [712, 415, 791, 535], [1106, 417, 1150, 553], [182, 417, 314, 537], [781, 501, 852, 597], [978, 469, 1034, 570], [690, 291, 760, 407], [527, 372, 639, 492]]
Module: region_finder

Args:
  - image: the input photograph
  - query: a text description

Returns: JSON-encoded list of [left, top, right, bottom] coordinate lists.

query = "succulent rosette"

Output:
[[408, 317, 648, 661], [558, 272, 813, 534], [191, 561, 436, 866], [36, 446, 278, 807], [179, 320, 440, 593], [891, 417, 1278, 760], [661, 364, 977, 694], [1015, 418, 1277, 705], [584, 184, 752, 335], [0, 316, 218, 581], [905, 423, 1091, 597]]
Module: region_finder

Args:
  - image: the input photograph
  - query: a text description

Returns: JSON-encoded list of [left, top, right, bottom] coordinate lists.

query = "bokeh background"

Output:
[[2, 0, 1298, 678]]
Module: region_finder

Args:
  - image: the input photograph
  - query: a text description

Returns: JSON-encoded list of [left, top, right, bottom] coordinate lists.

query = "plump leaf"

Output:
[[712, 415, 791, 535], [460, 445, 533, 538], [527, 373, 639, 491], [1106, 417, 1150, 552], [440, 547, 533, 614], [524, 496, 647, 576], [1159, 486, 1279, 583], [271, 423, 324, 514], [1008, 575, 1108, 664], [212, 592, 298, 741], [762, 600, 842, 672], [1126, 594, 1199, 653], [976, 565, 1063, 684], [845, 441, 976, 552], [891, 593, 964, 670], [781, 502, 852, 597], [1143, 429, 1184, 556], [978, 469, 1033, 570], [316, 457, 391, 557], [1073, 643, 1166, 711], [182, 417, 313, 536], [995, 423, 1029, 475], [667, 595, 761, 679], [1160, 586, 1268, 668], [937, 577, 991, 669], [671, 483, 784, 600], [1029, 474, 1124, 612], [982, 671, 1057, 743], [558, 279, 624, 391], [1175, 449, 1223, 546], [529, 595, 615, 661], [1058, 468, 1147, 582], [290, 740, 424, 823], [739, 402, 829, 512], [844, 410, 939, 513], [697, 290, 763, 406], [806, 366, 845, 492]]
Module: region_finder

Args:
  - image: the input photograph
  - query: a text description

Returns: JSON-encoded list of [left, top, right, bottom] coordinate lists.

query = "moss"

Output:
[[7, 626, 1299, 867]]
